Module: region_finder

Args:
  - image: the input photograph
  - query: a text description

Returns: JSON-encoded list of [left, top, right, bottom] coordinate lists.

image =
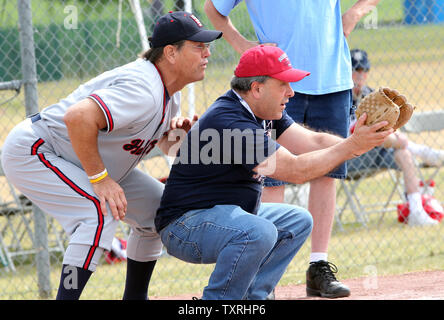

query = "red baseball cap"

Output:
[[234, 45, 310, 82]]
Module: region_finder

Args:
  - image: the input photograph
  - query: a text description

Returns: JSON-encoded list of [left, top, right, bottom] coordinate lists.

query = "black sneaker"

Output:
[[306, 261, 351, 298]]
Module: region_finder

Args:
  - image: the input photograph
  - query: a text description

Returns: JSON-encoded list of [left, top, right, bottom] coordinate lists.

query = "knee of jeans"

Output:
[[247, 220, 278, 252], [287, 208, 313, 238], [300, 210, 314, 236]]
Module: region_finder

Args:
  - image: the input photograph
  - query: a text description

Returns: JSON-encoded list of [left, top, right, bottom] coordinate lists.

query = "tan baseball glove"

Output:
[[355, 87, 415, 131]]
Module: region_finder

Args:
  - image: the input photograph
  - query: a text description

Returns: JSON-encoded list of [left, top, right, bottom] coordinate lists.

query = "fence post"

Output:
[[17, 0, 52, 299], [184, 0, 196, 118]]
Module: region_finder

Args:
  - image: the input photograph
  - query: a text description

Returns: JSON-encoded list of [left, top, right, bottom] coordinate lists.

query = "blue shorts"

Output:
[[264, 89, 352, 187], [346, 147, 399, 179]]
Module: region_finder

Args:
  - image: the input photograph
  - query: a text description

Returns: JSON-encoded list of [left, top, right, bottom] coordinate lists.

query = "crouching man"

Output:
[[155, 45, 392, 300]]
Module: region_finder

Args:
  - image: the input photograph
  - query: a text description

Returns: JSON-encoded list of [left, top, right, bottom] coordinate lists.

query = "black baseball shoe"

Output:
[[306, 261, 351, 298]]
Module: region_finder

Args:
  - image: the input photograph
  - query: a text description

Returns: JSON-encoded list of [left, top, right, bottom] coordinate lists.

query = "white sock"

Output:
[[407, 142, 430, 158], [310, 252, 328, 263], [407, 192, 423, 211], [407, 142, 443, 164]]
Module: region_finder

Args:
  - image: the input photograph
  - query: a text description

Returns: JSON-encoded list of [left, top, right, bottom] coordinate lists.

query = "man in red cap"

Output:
[[154, 45, 392, 300]]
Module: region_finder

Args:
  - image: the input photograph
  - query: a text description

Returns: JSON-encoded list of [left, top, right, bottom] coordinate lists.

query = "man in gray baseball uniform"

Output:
[[1, 11, 221, 300]]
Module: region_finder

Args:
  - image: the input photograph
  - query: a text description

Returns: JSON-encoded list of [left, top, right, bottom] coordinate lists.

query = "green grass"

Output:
[[3, 225, 444, 299]]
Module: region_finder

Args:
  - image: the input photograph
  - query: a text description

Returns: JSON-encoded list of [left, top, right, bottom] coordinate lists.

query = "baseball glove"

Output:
[[355, 87, 415, 131]]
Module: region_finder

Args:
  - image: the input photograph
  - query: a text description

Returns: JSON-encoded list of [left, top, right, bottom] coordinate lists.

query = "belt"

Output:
[[30, 113, 41, 123]]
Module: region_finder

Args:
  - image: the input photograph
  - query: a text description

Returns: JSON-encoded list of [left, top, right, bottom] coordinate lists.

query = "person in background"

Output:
[[348, 48, 443, 226]]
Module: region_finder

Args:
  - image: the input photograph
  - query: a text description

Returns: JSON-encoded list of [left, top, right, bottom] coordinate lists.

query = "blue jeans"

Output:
[[159, 203, 313, 300], [264, 89, 352, 187]]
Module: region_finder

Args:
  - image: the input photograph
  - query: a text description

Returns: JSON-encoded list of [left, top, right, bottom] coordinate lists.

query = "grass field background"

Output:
[[1, 0, 444, 299]]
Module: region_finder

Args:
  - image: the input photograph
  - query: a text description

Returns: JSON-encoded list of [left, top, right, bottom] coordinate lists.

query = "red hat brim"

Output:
[[271, 68, 310, 83]]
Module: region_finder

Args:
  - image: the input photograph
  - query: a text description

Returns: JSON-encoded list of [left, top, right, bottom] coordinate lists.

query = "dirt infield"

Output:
[[277, 270, 444, 300], [153, 270, 444, 300]]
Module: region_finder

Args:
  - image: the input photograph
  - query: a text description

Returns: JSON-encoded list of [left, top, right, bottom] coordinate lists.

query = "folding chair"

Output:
[[400, 110, 444, 184], [335, 167, 404, 230]]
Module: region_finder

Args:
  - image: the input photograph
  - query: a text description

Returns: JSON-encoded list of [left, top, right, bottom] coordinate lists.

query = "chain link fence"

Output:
[[0, 0, 444, 299]]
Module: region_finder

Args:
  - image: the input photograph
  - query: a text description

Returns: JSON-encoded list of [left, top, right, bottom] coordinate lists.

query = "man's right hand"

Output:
[[92, 176, 127, 221]]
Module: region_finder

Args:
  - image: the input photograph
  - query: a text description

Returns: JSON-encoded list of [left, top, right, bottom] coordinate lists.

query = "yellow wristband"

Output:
[[88, 168, 107, 180], [89, 169, 108, 184]]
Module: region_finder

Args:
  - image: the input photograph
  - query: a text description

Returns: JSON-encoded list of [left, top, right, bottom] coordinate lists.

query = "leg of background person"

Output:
[[305, 176, 351, 298], [394, 149, 419, 194], [308, 176, 335, 256], [261, 180, 334, 254], [261, 185, 285, 203], [394, 149, 437, 226], [407, 141, 444, 167], [261, 180, 336, 247]]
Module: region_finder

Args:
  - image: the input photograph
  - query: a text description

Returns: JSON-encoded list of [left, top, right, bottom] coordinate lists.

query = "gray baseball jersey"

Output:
[[1, 58, 180, 271]]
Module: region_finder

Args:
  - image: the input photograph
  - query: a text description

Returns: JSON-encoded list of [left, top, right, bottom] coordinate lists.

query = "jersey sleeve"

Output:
[[170, 92, 182, 119], [211, 0, 243, 16], [88, 77, 158, 133], [274, 110, 295, 138]]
